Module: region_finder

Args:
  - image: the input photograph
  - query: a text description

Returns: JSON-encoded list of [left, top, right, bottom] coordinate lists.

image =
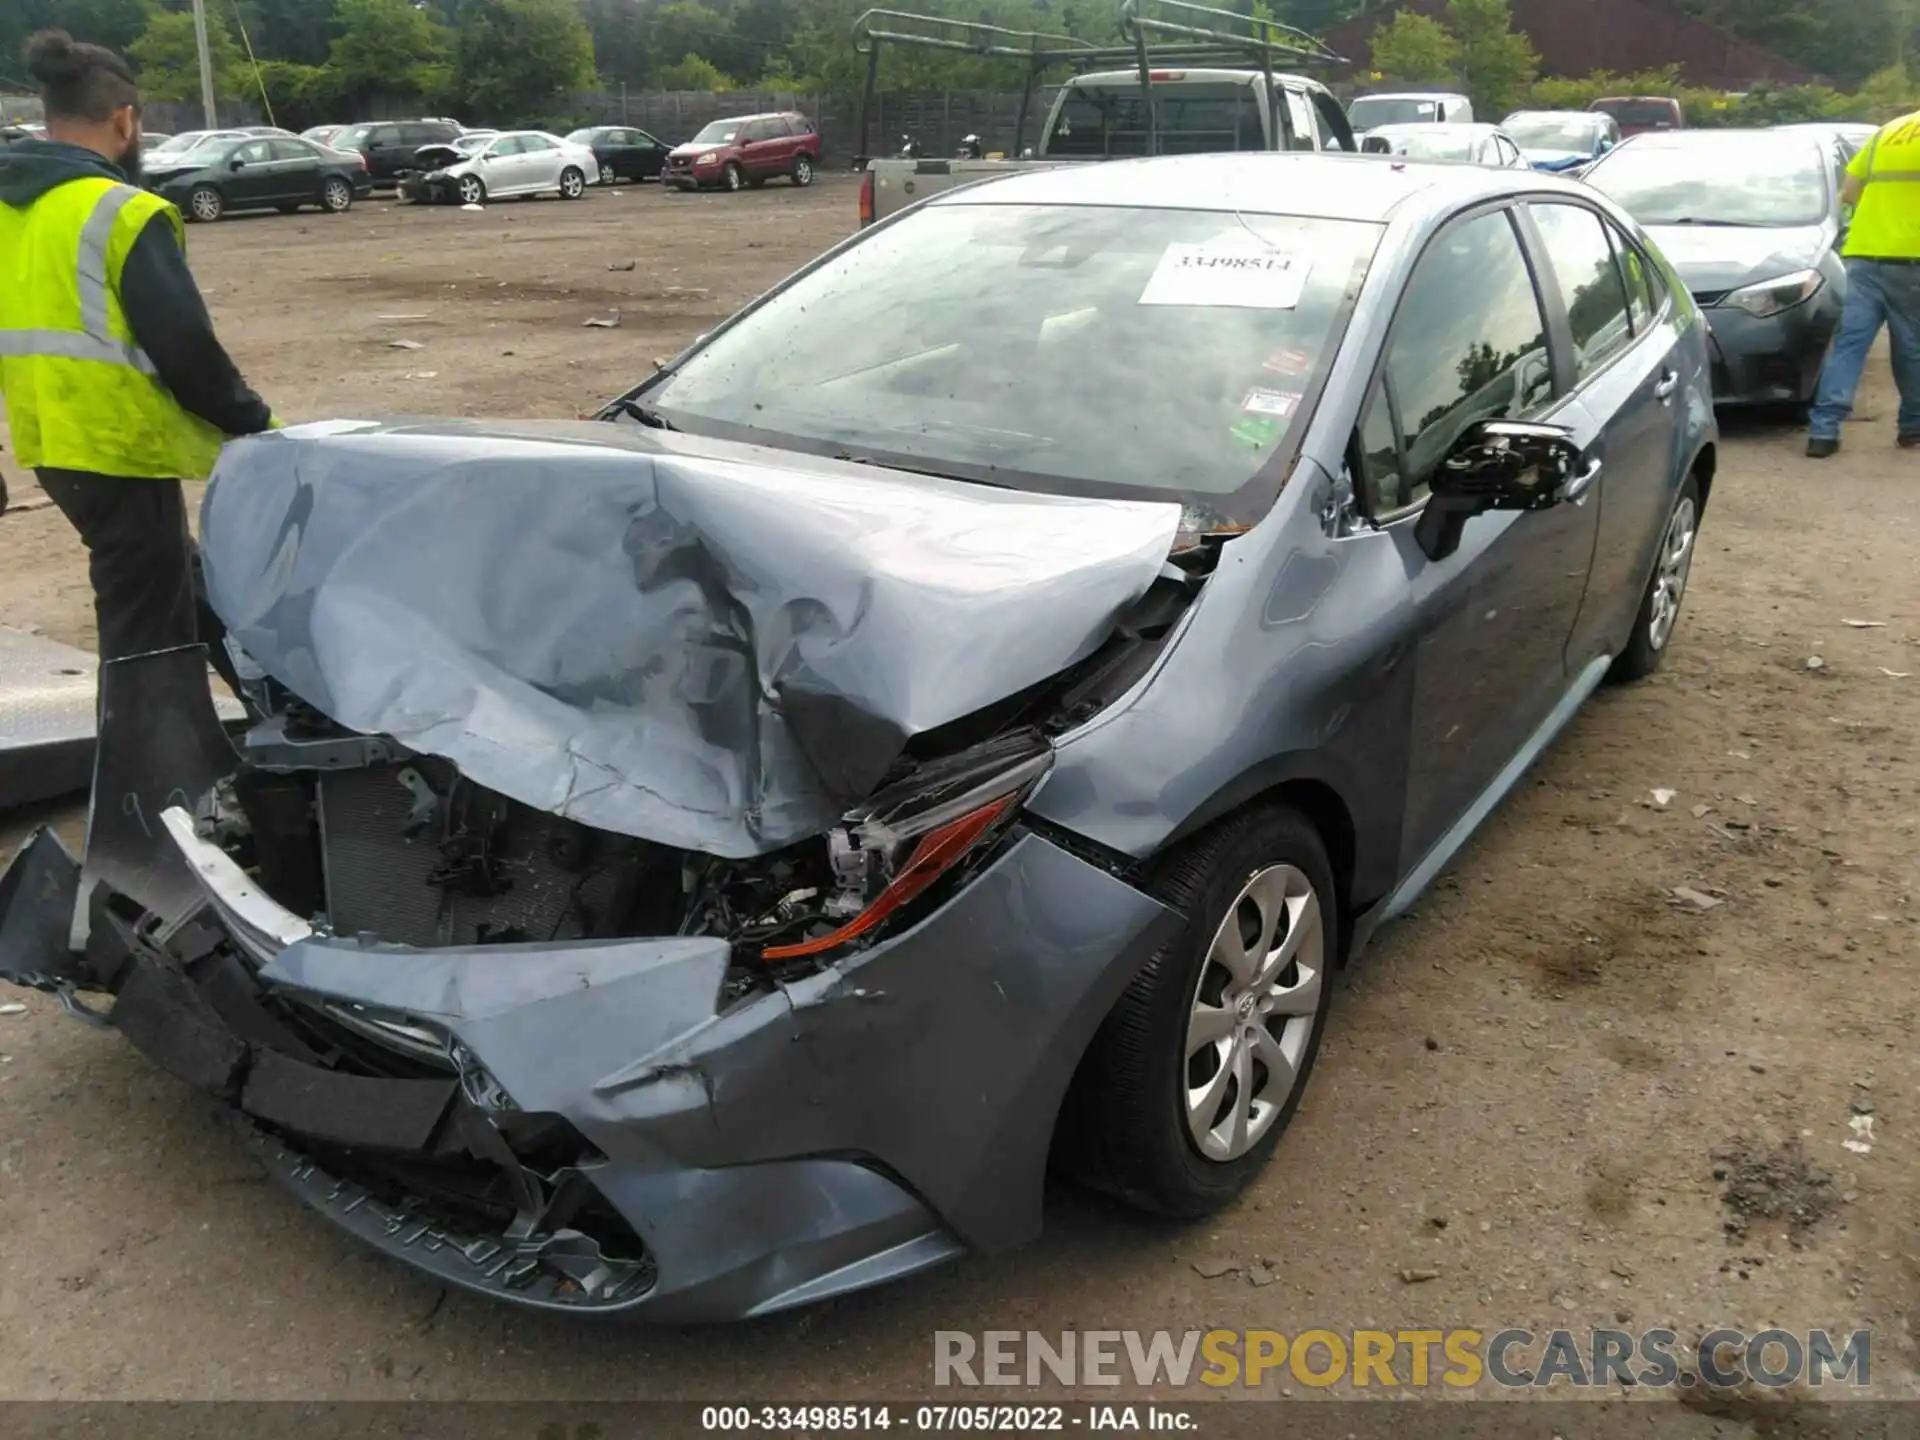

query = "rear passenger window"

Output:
[[1359, 209, 1552, 515], [1614, 229, 1658, 333], [1529, 202, 1635, 377]]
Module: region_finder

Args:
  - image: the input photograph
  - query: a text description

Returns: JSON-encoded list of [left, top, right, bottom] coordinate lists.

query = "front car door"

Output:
[[223, 139, 279, 208], [634, 130, 669, 178], [482, 134, 526, 192], [362, 123, 401, 180], [1350, 205, 1603, 864]]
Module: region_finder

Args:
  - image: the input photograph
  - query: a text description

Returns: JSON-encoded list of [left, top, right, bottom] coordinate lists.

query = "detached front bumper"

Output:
[[1702, 291, 1843, 405], [0, 651, 1178, 1320], [398, 171, 458, 203]]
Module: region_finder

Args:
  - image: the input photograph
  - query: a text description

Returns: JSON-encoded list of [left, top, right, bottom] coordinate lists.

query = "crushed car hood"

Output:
[[200, 420, 1182, 858]]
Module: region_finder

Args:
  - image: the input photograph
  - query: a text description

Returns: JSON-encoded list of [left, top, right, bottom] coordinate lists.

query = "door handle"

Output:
[[1653, 370, 1679, 402], [1562, 457, 1603, 504]]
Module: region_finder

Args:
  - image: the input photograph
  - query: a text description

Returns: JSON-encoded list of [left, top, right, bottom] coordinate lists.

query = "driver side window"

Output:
[[1354, 208, 1554, 517]]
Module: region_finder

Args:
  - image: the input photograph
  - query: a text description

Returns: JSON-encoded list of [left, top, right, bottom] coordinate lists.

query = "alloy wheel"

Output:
[[1648, 494, 1697, 652], [793, 155, 814, 186], [189, 187, 222, 222], [458, 175, 484, 205], [560, 167, 585, 199], [1184, 864, 1325, 1163], [322, 178, 351, 212]]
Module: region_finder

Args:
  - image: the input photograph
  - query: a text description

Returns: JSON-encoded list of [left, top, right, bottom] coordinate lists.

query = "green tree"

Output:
[[329, 0, 452, 106], [654, 52, 734, 90], [128, 9, 247, 104], [0, 0, 150, 84], [1368, 11, 1461, 84], [1446, 0, 1536, 119], [450, 0, 597, 119]]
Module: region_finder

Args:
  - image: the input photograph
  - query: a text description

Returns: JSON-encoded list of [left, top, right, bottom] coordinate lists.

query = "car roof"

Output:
[[1352, 90, 1468, 101], [1503, 109, 1602, 121], [931, 151, 1571, 223], [1618, 126, 1820, 150]]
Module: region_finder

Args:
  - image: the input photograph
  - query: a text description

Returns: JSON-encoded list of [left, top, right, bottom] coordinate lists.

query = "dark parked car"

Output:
[[143, 134, 372, 221], [566, 125, 671, 183], [332, 118, 462, 184], [1584, 129, 1845, 405], [0, 153, 1712, 1322], [1590, 95, 1684, 138], [662, 111, 819, 191]]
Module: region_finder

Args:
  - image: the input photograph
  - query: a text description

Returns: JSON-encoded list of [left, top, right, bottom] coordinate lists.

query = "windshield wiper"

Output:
[[607, 397, 675, 429], [1647, 217, 1746, 227]]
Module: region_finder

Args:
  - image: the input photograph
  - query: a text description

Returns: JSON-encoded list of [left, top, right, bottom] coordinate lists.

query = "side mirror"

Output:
[[1415, 419, 1584, 562], [1599, 137, 1615, 152], [229, 157, 245, 170]]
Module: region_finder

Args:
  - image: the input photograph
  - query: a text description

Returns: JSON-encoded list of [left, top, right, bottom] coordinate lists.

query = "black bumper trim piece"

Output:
[[240, 1048, 456, 1154]]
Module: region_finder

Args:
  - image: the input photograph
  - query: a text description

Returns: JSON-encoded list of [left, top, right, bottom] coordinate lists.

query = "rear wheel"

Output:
[[791, 153, 815, 186], [1608, 475, 1700, 683], [320, 176, 353, 213], [1061, 807, 1336, 1217], [558, 166, 586, 199], [457, 173, 486, 206], [722, 162, 744, 193], [187, 185, 224, 223]]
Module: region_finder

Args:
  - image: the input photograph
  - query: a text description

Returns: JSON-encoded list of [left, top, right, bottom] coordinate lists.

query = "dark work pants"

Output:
[[36, 468, 242, 699]]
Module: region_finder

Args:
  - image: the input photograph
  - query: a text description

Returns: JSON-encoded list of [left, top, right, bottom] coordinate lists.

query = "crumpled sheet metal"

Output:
[[200, 421, 1181, 857]]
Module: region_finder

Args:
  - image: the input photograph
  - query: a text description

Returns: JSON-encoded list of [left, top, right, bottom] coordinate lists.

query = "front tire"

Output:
[[1608, 475, 1700, 683], [721, 162, 744, 193], [320, 177, 353, 213], [187, 185, 224, 223], [457, 174, 486, 206], [558, 166, 586, 199], [1061, 807, 1337, 1217], [791, 153, 815, 186]]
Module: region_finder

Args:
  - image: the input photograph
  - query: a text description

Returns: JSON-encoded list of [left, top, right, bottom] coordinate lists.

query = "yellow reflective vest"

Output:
[[0, 176, 226, 479], [1845, 111, 1920, 261]]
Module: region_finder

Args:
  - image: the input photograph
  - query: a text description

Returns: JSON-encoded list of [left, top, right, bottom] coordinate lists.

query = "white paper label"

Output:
[[1241, 387, 1300, 418], [1139, 241, 1311, 310]]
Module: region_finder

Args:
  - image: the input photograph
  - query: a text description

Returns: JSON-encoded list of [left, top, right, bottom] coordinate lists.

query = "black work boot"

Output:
[[1807, 436, 1840, 458]]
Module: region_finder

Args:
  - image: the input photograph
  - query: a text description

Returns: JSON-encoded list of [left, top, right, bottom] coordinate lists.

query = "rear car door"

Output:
[[270, 138, 323, 206], [1351, 205, 1602, 864], [361, 123, 402, 180], [517, 134, 563, 190], [1526, 203, 1689, 669]]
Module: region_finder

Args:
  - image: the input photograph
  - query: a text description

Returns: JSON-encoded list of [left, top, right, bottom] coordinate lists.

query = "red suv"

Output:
[[663, 111, 820, 193]]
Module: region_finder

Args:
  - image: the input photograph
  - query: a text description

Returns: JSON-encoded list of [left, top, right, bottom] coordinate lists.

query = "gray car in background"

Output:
[[1583, 128, 1848, 405], [0, 153, 1714, 1321]]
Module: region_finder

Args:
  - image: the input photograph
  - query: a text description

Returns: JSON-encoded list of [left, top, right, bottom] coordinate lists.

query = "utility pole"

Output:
[[190, 0, 218, 128]]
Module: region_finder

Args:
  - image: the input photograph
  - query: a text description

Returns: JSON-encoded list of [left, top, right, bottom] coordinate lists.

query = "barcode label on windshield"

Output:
[[1139, 242, 1311, 309]]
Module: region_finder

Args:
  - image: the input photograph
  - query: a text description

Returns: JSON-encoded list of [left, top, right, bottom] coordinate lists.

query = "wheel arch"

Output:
[[1689, 439, 1716, 512]]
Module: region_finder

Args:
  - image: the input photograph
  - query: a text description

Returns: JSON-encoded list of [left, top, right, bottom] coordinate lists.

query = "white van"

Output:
[[1346, 91, 1475, 136]]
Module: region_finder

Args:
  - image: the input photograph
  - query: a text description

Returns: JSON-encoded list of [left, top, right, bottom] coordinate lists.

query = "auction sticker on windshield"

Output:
[[1139, 240, 1311, 309]]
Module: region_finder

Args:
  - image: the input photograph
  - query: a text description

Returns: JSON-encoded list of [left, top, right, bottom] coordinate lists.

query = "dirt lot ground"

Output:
[[0, 177, 1916, 1409]]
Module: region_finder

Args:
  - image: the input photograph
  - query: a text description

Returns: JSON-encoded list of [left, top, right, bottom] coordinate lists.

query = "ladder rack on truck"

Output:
[[850, 0, 1346, 166]]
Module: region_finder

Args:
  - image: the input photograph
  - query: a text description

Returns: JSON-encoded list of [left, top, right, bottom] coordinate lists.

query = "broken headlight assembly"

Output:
[[759, 731, 1053, 962]]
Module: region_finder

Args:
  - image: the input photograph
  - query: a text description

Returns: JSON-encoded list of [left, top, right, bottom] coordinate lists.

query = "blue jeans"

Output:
[[1808, 258, 1920, 440]]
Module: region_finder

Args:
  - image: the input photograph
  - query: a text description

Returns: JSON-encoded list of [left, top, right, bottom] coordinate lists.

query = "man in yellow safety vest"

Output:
[[0, 29, 273, 686], [1807, 110, 1920, 457]]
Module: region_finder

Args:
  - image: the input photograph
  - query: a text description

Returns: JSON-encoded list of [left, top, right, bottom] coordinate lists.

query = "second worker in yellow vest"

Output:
[[1806, 110, 1920, 457], [0, 28, 274, 691]]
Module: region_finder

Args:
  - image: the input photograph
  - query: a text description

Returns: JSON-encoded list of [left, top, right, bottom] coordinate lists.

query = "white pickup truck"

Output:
[[860, 66, 1358, 227]]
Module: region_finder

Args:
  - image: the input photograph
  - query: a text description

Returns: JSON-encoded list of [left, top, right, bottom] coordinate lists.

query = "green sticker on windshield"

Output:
[[1230, 415, 1284, 449]]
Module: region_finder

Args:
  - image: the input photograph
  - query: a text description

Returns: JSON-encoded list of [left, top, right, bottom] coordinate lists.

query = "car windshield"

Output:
[[1366, 128, 1475, 160], [1586, 143, 1827, 227], [643, 202, 1379, 508], [451, 134, 490, 154], [692, 121, 743, 144], [335, 124, 372, 147], [1045, 82, 1265, 157], [151, 132, 206, 152], [1503, 114, 1602, 150], [1348, 96, 1443, 128], [1596, 99, 1675, 127]]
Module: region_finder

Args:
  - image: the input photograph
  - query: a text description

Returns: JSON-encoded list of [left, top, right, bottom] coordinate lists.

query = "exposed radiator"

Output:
[[317, 761, 630, 947]]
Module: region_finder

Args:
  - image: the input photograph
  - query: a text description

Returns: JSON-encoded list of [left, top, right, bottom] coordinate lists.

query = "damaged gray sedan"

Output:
[[0, 153, 1715, 1320]]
